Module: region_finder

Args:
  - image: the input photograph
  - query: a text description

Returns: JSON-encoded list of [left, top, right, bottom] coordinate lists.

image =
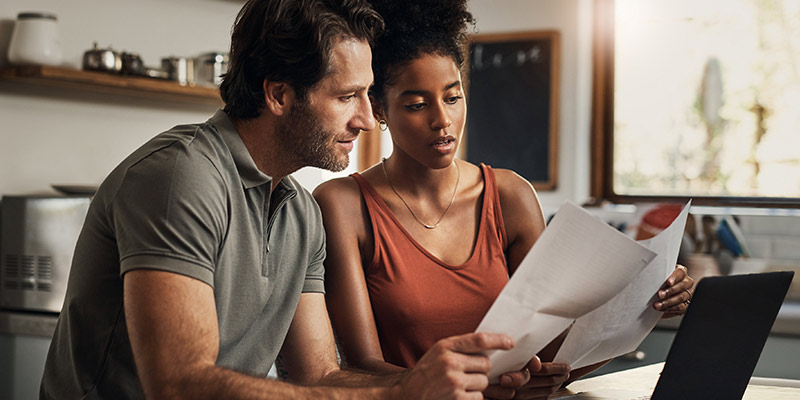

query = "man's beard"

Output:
[[275, 99, 351, 172]]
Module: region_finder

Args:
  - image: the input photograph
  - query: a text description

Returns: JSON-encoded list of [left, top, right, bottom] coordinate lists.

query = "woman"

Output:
[[313, 1, 694, 398]]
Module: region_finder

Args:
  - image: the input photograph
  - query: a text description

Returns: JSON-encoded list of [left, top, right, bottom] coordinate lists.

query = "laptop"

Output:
[[561, 271, 794, 400]]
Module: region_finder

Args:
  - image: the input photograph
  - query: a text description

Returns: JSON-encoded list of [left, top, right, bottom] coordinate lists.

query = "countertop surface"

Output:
[[552, 362, 800, 399], [656, 300, 800, 336], [3, 301, 800, 338], [0, 309, 58, 338]]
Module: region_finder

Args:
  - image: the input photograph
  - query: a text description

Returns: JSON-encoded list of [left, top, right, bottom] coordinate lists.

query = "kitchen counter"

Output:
[[3, 301, 800, 339], [0, 309, 59, 338], [656, 300, 800, 337], [597, 301, 800, 380], [553, 362, 800, 399]]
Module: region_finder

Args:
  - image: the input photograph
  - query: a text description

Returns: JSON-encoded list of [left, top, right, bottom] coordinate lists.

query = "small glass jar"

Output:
[[7, 12, 63, 66]]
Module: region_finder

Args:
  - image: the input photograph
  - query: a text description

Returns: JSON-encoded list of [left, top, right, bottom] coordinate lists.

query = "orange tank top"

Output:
[[351, 164, 509, 367]]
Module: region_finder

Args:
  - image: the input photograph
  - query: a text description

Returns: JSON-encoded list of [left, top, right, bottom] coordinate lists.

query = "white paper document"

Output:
[[553, 201, 691, 369], [476, 201, 657, 381]]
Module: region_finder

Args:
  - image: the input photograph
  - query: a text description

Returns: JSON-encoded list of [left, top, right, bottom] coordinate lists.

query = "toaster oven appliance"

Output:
[[1, 195, 90, 313]]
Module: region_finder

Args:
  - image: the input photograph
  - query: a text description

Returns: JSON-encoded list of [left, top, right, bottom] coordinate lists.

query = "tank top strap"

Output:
[[350, 172, 373, 200], [479, 164, 508, 250], [350, 172, 387, 216], [349, 172, 394, 268]]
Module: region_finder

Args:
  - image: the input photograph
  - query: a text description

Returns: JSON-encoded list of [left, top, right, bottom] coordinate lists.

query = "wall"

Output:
[[1, 1, 798, 396], [469, 0, 593, 210], [0, 0, 359, 198], [0, 0, 233, 195], [0, 0, 593, 210]]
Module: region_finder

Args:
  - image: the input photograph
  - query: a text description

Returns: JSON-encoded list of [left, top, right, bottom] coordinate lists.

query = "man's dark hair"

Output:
[[221, 0, 384, 119], [368, 0, 474, 102]]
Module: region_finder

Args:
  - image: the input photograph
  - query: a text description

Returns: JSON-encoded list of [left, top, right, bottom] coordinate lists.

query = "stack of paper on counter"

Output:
[[553, 201, 691, 369], [475, 201, 658, 382]]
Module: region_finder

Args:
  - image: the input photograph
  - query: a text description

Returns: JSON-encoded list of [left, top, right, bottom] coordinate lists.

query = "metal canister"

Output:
[[161, 57, 195, 86], [194, 52, 229, 87]]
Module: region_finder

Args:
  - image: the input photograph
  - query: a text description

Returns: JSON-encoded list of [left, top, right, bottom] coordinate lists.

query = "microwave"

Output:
[[0, 195, 90, 313]]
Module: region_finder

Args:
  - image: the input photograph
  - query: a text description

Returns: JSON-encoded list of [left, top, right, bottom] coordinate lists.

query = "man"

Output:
[[40, 0, 525, 399]]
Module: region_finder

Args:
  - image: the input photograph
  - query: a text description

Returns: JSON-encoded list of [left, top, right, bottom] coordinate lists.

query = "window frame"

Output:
[[589, 0, 800, 209]]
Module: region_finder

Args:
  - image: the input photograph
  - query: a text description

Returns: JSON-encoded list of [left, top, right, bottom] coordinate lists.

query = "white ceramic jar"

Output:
[[7, 12, 63, 66]]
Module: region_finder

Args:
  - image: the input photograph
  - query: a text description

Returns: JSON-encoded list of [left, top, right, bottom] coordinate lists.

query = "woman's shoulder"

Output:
[[487, 167, 538, 202], [488, 166, 544, 223], [313, 174, 372, 240], [487, 167, 546, 254], [313, 175, 363, 208], [315, 162, 391, 199]]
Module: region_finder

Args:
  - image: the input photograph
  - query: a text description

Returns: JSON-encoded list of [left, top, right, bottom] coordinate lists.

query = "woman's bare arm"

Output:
[[313, 178, 403, 373]]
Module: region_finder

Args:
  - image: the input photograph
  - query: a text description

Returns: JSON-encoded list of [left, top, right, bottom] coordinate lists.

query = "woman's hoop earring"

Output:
[[378, 119, 388, 131]]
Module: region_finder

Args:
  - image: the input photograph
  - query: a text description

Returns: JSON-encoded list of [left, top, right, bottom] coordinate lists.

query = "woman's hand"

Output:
[[488, 356, 570, 400], [484, 361, 533, 400], [654, 265, 695, 318], [514, 359, 570, 400]]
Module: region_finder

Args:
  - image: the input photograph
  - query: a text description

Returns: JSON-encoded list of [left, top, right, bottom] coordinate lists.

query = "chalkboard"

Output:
[[465, 31, 559, 190]]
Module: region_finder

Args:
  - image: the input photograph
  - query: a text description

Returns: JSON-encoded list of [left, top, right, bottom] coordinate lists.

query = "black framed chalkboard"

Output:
[[465, 31, 560, 190]]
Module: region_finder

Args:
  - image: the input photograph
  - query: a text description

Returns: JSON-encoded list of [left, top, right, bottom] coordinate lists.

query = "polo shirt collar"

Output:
[[209, 110, 271, 189]]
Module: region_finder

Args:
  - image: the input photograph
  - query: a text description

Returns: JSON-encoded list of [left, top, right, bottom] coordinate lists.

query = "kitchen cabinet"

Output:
[[0, 333, 51, 400], [0, 65, 222, 106], [0, 310, 57, 400]]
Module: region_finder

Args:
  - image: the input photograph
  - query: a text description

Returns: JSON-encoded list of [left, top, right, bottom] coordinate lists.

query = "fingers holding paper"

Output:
[[490, 356, 569, 400], [484, 363, 532, 400], [398, 332, 514, 400], [515, 358, 570, 400], [654, 264, 695, 318], [485, 355, 540, 399]]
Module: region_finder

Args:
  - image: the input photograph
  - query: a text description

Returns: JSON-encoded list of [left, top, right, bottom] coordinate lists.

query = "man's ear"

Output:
[[263, 80, 295, 116]]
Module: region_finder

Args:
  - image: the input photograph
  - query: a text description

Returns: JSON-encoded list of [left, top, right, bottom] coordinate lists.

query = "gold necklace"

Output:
[[381, 158, 460, 229]]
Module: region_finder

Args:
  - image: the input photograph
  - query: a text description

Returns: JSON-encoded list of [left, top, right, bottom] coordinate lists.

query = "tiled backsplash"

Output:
[[742, 221, 800, 260], [581, 205, 800, 263], [579, 205, 800, 300]]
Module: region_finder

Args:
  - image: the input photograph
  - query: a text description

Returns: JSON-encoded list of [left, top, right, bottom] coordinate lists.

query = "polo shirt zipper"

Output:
[[262, 189, 297, 276]]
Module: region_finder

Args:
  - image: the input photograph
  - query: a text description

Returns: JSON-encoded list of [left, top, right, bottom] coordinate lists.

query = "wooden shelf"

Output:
[[0, 65, 222, 106]]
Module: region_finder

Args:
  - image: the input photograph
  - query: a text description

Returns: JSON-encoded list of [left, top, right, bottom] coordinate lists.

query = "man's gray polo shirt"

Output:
[[41, 110, 326, 399]]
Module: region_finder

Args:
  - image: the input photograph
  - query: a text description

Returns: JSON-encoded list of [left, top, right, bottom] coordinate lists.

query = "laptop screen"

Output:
[[651, 271, 794, 400]]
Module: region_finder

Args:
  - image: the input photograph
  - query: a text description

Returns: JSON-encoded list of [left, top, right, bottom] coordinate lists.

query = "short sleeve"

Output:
[[301, 197, 326, 293], [114, 139, 227, 286], [302, 231, 326, 293]]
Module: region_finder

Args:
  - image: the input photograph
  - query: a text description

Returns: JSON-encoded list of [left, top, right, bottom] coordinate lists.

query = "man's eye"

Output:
[[405, 103, 425, 111], [340, 94, 356, 101]]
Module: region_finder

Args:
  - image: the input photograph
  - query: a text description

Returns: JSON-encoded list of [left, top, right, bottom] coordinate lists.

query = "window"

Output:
[[591, 0, 800, 207]]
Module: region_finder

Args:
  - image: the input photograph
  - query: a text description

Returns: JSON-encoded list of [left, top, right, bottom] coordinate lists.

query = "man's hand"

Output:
[[392, 332, 514, 400]]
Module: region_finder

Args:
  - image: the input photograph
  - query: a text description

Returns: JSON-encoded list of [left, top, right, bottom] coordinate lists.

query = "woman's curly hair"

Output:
[[368, 0, 475, 102]]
